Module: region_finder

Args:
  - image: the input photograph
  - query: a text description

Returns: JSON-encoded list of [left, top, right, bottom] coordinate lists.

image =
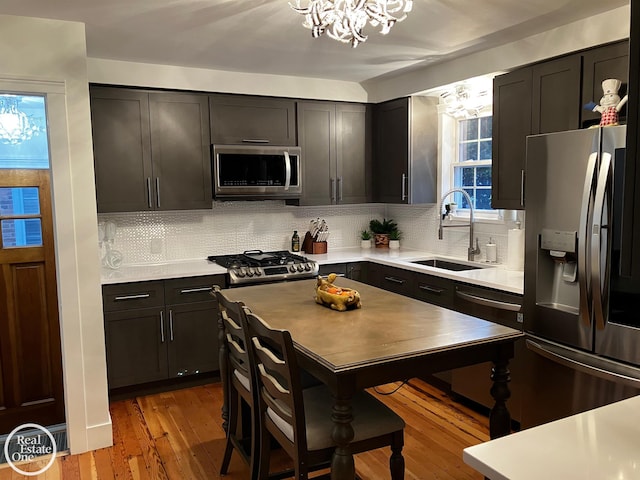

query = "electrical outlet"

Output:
[[150, 238, 163, 254]]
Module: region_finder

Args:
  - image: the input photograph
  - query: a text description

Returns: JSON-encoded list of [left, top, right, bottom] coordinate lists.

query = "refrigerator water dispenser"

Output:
[[535, 229, 579, 314]]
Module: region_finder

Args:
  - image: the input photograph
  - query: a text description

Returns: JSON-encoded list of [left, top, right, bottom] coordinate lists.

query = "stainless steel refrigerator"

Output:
[[522, 125, 640, 429]]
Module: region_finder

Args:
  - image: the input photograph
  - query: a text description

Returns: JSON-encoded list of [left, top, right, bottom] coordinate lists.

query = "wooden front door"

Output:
[[0, 167, 65, 430]]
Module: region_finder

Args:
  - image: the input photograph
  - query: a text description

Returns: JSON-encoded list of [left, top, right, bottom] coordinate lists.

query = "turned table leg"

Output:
[[489, 345, 512, 440], [331, 394, 355, 480]]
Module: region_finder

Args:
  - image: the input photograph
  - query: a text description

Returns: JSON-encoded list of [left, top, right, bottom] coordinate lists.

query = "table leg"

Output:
[[331, 394, 355, 480], [489, 348, 512, 439]]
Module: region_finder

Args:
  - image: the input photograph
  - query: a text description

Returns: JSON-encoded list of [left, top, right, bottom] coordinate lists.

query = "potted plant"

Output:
[[360, 230, 372, 249], [369, 218, 398, 248], [388, 229, 402, 250]]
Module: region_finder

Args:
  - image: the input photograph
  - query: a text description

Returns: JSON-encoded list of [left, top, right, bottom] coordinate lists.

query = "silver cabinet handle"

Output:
[[337, 176, 343, 203], [180, 287, 212, 294], [401, 173, 407, 201], [155, 177, 161, 208], [160, 310, 165, 343], [146, 177, 152, 208], [526, 337, 640, 389], [520, 169, 525, 207], [456, 290, 521, 312], [330, 178, 336, 203], [419, 285, 444, 294], [114, 293, 150, 301], [384, 276, 405, 285], [241, 139, 269, 144], [169, 309, 174, 342]]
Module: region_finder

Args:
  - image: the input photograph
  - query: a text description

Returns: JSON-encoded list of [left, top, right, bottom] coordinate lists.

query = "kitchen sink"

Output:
[[411, 258, 486, 271]]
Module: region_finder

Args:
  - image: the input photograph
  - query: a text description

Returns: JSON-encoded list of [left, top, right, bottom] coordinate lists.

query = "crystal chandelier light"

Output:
[[440, 84, 491, 119], [0, 95, 40, 145], [289, 0, 413, 48]]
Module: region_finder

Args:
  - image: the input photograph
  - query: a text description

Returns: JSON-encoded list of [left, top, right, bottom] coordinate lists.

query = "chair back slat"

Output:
[[215, 287, 251, 385], [245, 309, 307, 451]]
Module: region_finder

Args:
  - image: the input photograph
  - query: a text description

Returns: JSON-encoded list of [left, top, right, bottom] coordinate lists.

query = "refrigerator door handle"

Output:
[[526, 337, 640, 389], [591, 152, 612, 330], [578, 152, 599, 328]]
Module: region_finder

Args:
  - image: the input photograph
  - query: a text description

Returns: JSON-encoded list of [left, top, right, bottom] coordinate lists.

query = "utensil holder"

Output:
[[311, 241, 327, 254]]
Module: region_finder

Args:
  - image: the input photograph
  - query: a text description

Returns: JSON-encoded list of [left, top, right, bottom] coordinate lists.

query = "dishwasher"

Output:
[[450, 283, 524, 424]]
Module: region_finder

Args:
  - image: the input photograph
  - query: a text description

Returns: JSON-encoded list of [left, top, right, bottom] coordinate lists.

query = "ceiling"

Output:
[[0, 0, 629, 84]]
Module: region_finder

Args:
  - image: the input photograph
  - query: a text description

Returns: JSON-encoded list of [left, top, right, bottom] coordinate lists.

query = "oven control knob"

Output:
[[304, 263, 312, 271], [296, 264, 304, 272], [235, 268, 246, 278], [245, 268, 254, 277], [253, 268, 262, 276], [289, 265, 297, 273]]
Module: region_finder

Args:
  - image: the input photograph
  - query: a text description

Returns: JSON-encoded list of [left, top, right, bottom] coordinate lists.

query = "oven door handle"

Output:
[[284, 151, 291, 191], [526, 337, 640, 389]]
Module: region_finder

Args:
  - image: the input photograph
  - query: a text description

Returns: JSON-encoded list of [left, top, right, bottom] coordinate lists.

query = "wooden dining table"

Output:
[[222, 278, 523, 480]]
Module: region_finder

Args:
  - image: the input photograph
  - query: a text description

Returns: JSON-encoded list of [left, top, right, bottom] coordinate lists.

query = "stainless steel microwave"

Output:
[[212, 145, 302, 199]]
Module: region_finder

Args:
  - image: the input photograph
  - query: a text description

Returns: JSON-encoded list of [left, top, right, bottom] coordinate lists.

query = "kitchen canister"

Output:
[[506, 227, 525, 271]]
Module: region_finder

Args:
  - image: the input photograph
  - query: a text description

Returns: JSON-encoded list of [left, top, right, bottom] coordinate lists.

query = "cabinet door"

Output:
[[149, 93, 212, 210], [492, 69, 532, 210], [90, 87, 153, 213], [373, 98, 409, 203], [581, 40, 629, 127], [336, 103, 371, 204], [104, 307, 168, 388], [166, 302, 219, 378], [209, 94, 297, 146], [297, 101, 336, 205], [532, 55, 582, 134]]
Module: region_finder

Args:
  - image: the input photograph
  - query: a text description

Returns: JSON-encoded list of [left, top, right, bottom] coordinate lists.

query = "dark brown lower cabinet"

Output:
[[103, 275, 224, 390]]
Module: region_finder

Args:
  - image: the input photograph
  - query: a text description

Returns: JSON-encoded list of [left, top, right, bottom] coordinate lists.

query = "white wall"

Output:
[[0, 15, 112, 453]]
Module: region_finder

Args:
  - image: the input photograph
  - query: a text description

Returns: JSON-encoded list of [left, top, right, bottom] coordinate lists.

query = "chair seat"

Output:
[[268, 385, 405, 451]]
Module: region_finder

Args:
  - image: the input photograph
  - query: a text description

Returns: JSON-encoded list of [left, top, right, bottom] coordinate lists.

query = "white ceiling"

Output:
[[0, 0, 629, 84]]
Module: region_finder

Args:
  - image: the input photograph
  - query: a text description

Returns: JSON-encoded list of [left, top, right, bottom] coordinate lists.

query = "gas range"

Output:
[[208, 250, 319, 286]]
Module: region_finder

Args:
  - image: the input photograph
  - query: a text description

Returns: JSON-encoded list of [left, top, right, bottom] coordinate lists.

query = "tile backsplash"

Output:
[[98, 200, 522, 266]]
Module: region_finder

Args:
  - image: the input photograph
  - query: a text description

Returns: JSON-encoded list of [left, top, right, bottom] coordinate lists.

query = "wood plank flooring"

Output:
[[0, 378, 489, 479]]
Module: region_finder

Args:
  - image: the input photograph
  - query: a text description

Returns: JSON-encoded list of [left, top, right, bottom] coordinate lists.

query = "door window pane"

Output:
[[1, 219, 43, 247], [0, 187, 40, 215], [0, 94, 49, 169]]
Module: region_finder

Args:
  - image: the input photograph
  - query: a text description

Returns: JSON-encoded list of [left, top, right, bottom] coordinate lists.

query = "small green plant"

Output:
[[369, 218, 398, 234], [360, 230, 372, 240], [389, 230, 402, 241]]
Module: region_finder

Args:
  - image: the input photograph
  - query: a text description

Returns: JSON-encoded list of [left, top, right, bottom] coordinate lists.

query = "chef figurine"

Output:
[[588, 78, 628, 127]]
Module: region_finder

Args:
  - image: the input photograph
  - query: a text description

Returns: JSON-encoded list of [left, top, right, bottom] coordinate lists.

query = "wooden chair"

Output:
[[214, 286, 260, 478], [244, 307, 406, 480]]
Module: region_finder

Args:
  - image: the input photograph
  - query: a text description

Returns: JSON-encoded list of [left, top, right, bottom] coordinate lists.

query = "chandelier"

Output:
[[289, 0, 413, 48], [440, 84, 491, 119], [0, 95, 40, 145]]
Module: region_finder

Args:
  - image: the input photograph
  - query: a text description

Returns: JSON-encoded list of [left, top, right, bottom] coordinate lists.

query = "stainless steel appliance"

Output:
[[212, 145, 302, 199], [209, 250, 318, 286], [522, 125, 640, 428]]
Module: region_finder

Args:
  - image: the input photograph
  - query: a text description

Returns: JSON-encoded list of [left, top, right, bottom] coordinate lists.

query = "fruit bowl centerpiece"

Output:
[[314, 273, 362, 311]]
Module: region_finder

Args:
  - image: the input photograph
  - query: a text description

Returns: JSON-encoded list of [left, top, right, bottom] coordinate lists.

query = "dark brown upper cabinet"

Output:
[[209, 94, 297, 146], [372, 97, 437, 204], [90, 87, 212, 213], [296, 101, 371, 205], [492, 40, 629, 210]]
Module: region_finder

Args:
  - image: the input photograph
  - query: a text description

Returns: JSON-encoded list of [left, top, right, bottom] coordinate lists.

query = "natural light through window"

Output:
[[453, 116, 492, 210]]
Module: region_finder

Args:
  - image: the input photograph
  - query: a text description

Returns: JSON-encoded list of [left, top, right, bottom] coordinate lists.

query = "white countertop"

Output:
[[463, 394, 640, 480], [100, 247, 523, 294]]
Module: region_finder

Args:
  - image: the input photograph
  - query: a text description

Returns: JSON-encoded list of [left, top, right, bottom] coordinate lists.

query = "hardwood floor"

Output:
[[0, 378, 489, 479]]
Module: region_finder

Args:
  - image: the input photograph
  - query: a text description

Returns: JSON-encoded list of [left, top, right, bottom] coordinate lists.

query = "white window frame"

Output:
[[438, 103, 503, 223]]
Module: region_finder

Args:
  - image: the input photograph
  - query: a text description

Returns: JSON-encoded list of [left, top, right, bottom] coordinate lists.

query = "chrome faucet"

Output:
[[438, 188, 481, 261]]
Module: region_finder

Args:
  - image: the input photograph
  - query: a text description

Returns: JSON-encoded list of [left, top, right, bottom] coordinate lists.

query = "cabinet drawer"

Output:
[[102, 281, 165, 312], [164, 275, 226, 305], [377, 266, 413, 296], [453, 283, 522, 329], [413, 273, 454, 309]]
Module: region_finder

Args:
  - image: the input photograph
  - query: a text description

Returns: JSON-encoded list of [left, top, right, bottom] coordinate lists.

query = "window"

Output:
[[0, 187, 43, 247], [451, 116, 492, 210]]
